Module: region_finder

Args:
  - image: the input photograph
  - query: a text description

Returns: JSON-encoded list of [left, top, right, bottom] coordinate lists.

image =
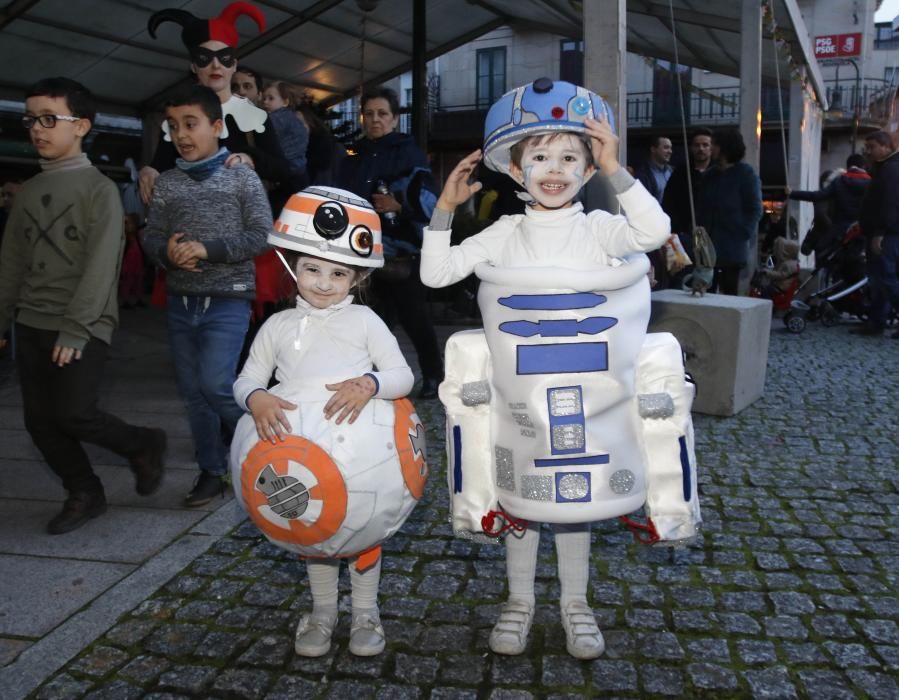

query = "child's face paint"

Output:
[[295, 256, 358, 309], [510, 134, 595, 211]]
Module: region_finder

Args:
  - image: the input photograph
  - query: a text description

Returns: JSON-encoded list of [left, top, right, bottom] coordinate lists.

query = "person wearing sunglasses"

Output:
[[140, 2, 292, 207]]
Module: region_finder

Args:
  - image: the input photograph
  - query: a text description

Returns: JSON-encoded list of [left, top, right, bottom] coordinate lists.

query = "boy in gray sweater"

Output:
[[143, 85, 272, 506], [0, 78, 166, 534]]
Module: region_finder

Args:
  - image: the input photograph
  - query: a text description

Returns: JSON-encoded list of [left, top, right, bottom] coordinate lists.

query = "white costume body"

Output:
[[422, 181, 700, 539], [230, 296, 422, 558]]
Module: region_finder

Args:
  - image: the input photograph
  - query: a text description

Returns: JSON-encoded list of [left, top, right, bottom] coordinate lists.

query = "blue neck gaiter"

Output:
[[176, 147, 229, 181]]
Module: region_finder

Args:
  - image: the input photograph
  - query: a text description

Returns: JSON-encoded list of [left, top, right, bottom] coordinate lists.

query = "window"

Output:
[[476, 47, 506, 109], [560, 39, 584, 84], [405, 88, 413, 106], [886, 67, 898, 85]]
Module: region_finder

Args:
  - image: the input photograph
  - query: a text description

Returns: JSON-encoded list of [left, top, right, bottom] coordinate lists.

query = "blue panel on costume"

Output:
[[499, 292, 606, 310], [535, 455, 609, 468], [679, 435, 691, 501], [452, 425, 462, 494], [546, 385, 586, 455], [554, 472, 592, 503], [517, 343, 607, 374], [499, 317, 618, 338]]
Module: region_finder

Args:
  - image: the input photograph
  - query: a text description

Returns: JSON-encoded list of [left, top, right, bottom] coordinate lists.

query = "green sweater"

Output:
[[0, 155, 124, 351]]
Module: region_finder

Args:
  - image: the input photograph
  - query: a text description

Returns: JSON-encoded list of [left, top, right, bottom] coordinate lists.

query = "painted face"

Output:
[[191, 40, 237, 97], [231, 71, 260, 103], [295, 256, 358, 309], [165, 104, 223, 162], [509, 134, 595, 211], [262, 87, 287, 113], [23, 95, 89, 162], [362, 97, 398, 140]]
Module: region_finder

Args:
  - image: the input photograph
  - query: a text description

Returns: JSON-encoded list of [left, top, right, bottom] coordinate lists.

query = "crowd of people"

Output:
[[0, 0, 897, 668]]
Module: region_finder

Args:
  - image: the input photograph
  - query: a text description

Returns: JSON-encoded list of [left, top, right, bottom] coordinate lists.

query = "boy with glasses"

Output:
[[0, 77, 167, 534]]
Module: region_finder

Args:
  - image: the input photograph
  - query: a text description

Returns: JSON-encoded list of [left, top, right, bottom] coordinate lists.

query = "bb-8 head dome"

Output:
[[483, 77, 615, 177], [230, 386, 428, 559], [270, 186, 384, 269]]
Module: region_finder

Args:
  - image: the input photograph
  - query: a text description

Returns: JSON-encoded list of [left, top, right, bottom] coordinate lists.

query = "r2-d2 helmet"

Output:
[[483, 77, 615, 176], [270, 186, 384, 269]]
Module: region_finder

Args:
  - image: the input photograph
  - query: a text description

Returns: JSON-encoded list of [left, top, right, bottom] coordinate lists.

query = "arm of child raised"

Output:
[[434, 149, 483, 222], [584, 117, 620, 177]]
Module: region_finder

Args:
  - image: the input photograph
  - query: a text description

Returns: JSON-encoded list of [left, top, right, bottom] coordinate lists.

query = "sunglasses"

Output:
[[190, 47, 237, 68], [22, 114, 81, 129]]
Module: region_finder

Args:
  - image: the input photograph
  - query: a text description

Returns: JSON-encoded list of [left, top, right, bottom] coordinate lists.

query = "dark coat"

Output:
[[859, 150, 899, 239], [697, 161, 763, 267], [337, 131, 437, 255], [634, 161, 671, 202], [790, 167, 871, 236], [661, 162, 710, 260]]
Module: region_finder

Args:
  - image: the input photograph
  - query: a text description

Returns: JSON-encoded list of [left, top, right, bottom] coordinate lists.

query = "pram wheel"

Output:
[[784, 311, 806, 334]]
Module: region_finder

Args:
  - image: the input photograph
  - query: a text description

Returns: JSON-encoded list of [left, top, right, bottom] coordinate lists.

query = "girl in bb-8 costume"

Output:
[[420, 78, 694, 660], [232, 186, 426, 657]]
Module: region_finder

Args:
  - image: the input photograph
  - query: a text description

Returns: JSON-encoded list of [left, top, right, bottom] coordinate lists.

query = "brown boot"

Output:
[[130, 428, 167, 496], [47, 490, 107, 535]]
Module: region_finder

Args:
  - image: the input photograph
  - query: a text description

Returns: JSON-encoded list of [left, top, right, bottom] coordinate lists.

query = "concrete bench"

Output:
[[649, 290, 773, 416]]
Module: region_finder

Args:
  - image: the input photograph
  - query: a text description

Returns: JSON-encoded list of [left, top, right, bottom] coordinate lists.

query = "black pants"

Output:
[[372, 258, 443, 382], [15, 324, 151, 494], [713, 266, 743, 295]]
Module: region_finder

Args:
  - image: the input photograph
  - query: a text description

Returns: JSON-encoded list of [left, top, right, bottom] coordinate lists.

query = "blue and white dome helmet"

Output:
[[483, 77, 615, 177]]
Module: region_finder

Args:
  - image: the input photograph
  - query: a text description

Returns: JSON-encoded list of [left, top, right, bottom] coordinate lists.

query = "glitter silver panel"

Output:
[[462, 380, 491, 406], [551, 424, 585, 451], [495, 445, 515, 491], [558, 473, 589, 500], [549, 387, 582, 416], [638, 392, 675, 419], [609, 469, 635, 494], [521, 475, 553, 501], [512, 412, 533, 427]]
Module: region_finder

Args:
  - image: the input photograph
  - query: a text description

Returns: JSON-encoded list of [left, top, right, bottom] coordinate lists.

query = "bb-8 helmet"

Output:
[[270, 186, 384, 269], [483, 77, 615, 177]]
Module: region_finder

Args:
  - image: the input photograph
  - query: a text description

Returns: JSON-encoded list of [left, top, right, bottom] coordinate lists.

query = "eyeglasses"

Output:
[[21, 114, 82, 130], [190, 47, 237, 68]]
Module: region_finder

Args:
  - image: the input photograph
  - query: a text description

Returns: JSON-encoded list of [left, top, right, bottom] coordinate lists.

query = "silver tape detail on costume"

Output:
[[495, 445, 515, 491], [549, 387, 582, 416], [461, 380, 491, 406], [552, 424, 585, 451], [558, 473, 589, 500], [521, 474, 553, 501], [638, 392, 675, 419], [609, 469, 636, 494]]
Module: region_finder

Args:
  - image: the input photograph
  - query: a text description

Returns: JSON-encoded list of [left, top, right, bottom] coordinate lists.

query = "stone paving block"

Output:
[[845, 670, 899, 700], [117, 654, 172, 684], [591, 659, 638, 691], [35, 673, 93, 700], [742, 666, 798, 699], [69, 645, 129, 677], [264, 675, 321, 699], [210, 668, 271, 699], [686, 662, 739, 691], [797, 670, 856, 699], [82, 679, 144, 699], [0, 638, 30, 666], [156, 664, 217, 694]]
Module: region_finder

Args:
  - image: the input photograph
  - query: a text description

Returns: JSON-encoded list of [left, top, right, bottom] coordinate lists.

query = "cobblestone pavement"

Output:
[[30, 322, 899, 699]]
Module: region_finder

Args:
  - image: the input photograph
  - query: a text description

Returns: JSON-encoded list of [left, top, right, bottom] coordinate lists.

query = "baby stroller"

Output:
[[782, 223, 868, 333]]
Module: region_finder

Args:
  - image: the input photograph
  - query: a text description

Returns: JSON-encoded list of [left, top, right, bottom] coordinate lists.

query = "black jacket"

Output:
[[859, 151, 899, 238], [790, 167, 871, 235], [661, 162, 710, 260]]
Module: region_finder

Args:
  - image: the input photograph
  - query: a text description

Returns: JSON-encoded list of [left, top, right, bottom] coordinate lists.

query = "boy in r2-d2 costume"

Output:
[[421, 78, 701, 659]]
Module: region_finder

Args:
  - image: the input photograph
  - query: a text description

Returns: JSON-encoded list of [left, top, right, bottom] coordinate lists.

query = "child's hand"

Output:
[[51, 344, 82, 367], [167, 233, 207, 271], [247, 390, 298, 444], [323, 375, 377, 425], [436, 150, 483, 212], [584, 116, 620, 176]]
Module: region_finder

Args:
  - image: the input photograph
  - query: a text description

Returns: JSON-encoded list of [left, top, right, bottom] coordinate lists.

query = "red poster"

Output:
[[814, 33, 862, 59]]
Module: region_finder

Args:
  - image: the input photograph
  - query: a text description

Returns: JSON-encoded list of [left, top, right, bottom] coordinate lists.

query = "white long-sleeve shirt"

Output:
[[420, 181, 670, 288], [233, 296, 414, 410]]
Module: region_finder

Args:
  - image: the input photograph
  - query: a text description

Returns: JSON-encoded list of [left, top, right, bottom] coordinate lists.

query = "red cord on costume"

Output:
[[619, 516, 661, 545], [481, 508, 529, 538]]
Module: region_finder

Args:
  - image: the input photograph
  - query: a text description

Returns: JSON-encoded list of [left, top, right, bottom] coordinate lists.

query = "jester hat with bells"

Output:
[[148, 1, 265, 50]]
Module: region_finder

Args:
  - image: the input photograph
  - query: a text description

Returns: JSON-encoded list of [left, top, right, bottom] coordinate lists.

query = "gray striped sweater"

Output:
[[143, 165, 272, 299]]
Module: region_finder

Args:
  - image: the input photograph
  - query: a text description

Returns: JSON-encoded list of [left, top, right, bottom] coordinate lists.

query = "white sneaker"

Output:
[[349, 610, 386, 656], [294, 611, 337, 657], [488, 598, 534, 655], [561, 600, 605, 659]]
